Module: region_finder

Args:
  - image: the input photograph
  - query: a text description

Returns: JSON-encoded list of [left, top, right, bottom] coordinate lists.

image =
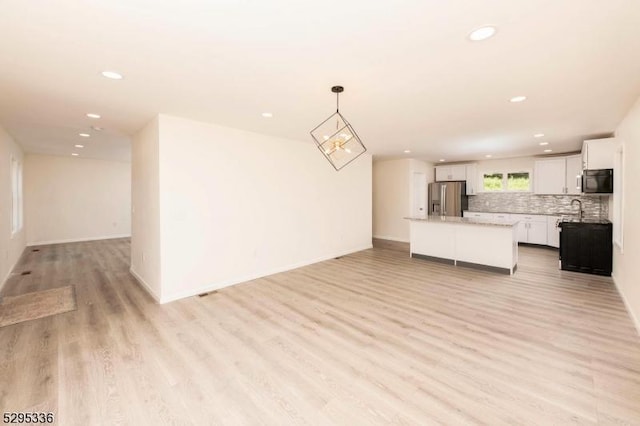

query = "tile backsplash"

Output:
[[468, 192, 609, 219]]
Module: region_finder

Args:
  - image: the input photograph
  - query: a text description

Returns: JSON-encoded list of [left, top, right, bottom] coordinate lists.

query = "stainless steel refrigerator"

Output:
[[428, 182, 468, 217]]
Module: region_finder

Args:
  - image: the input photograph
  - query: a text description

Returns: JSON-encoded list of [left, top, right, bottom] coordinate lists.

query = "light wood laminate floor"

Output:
[[1, 238, 640, 425]]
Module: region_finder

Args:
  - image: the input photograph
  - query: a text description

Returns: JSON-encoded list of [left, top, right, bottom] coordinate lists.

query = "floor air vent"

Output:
[[198, 290, 218, 297], [32, 249, 40, 252], [21, 271, 32, 276]]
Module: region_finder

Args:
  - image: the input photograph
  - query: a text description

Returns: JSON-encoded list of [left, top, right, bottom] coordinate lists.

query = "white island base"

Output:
[[408, 216, 519, 275]]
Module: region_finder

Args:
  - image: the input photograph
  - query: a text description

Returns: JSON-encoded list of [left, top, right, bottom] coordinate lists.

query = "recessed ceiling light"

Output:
[[74, 144, 84, 148], [79, 133, 90, 137], [404, 150, 411, 153], [101, 71, 123, 80], [91, 126, 103, 131], [544, 149, 553, 153], [86, 113, 101, 119], [510, 96, 527, 103], [485, 154, 492, 158], [468, 26, 497, 41], [439, 159, 446, 162], [539, 142, 549, 146], [533, 133, 544, 138], [71, 153, 79, 156], [261, 112, 273, 118]]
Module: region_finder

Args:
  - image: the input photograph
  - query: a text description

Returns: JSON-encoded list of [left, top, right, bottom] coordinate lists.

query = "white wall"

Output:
[[373, 159, 411, 242], [372, 159, 433, 242], [133, 114, 372, 303], [613, 95, 640, 332], [131, 117, 162, 300], [24, 154, 131, 245], [0, 125, 26, 289]]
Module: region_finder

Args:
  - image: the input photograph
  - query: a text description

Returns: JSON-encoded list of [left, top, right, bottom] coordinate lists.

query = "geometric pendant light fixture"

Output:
[[310, 86, 367, 171]]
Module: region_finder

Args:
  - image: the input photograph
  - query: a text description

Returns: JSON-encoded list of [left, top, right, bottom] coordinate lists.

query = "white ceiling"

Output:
[[1, 0, 639, 163]]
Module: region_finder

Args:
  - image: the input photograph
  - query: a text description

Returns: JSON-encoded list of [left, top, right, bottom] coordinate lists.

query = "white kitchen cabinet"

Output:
[[547, 216, 561, 248], [534, 158, 567, 194], [436, 164, 466, 181], [465, 163, 478, 195], [565, 155, 582, 195], [534, 155, 585, 195], [527, 221, 548, 245], [511, 214, 548, 245], [517, 221, 528, 243], [582, 138, 615, 170]]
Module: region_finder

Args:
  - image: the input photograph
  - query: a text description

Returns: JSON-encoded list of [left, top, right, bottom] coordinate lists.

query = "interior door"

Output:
[[411, 172, 427, 218]]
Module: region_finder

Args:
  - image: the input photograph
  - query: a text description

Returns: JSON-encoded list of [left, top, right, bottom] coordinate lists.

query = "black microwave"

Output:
[[582, 169, 613, 193]]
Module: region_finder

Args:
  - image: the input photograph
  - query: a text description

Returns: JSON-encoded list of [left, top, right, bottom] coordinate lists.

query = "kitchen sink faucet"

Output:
[[571, 199, 583, 222]]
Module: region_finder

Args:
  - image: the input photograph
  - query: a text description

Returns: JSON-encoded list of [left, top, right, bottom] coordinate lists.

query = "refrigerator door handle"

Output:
[[441, 185, 446, 216]]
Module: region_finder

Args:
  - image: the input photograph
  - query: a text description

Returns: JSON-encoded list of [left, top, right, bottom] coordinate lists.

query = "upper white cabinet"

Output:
[[534, 155, 584, 195], [582, 137, 615, 170], [435, 164, 466, 182], [534, 158, 567, 194], [465, 163, 478, 195], [565, 155, 582, 195]]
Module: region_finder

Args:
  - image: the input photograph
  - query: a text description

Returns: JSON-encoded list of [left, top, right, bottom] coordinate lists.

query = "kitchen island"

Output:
[[406, 216, 519, 275]]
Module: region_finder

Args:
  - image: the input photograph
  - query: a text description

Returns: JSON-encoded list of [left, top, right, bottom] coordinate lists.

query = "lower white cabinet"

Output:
[[463, 212, 555, 247], [547, 216, 561, 248], [511, 214, 548, 245], [527, 220, 549, 245]]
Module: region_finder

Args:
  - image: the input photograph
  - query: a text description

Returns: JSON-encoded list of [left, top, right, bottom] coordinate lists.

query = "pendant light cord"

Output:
[[336, 91, 339, 113]]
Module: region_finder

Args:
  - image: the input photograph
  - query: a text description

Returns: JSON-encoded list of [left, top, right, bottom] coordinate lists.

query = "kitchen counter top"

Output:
[[405, 215, 518, 227], [465, 210, 578, 217], [560, 218, 612, 224]]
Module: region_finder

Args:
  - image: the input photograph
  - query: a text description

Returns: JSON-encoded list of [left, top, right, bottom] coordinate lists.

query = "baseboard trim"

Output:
[[0, 245, 27, 293], [159, 243, 373, 304], [372, 235, 409, 243], [27, 234, 131, 247], [129, 267, 161, 303], [612, 273, 640, 336], [0, 269, 11, 293]]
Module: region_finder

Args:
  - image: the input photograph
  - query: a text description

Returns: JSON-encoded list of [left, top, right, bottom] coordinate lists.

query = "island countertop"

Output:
[[405, 215, 519, 227]]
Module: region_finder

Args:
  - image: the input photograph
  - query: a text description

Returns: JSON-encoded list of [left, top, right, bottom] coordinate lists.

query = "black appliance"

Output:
[[559, 220, 612, 276], [582, 169, 613, 193]]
